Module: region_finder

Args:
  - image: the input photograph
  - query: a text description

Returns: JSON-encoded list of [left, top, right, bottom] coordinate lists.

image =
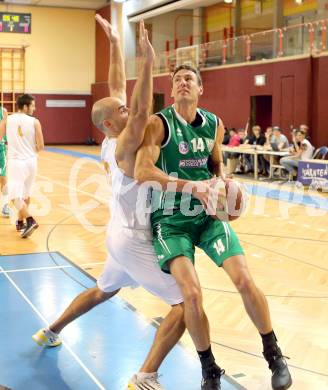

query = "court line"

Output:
[[0, 266, 106, 390], [0, 261, 106, 274], [235, 232, 328, 244], [211, 340, 328, 378], [37, 172, 108, 205], [45, 146, 328, 211], [202, 286, 328, 299], [238, 239, 328, 272]]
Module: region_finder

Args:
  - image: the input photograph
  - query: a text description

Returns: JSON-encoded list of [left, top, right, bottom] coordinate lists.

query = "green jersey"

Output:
[[0, 107, 7, 154], [152, 105, 218, 215]]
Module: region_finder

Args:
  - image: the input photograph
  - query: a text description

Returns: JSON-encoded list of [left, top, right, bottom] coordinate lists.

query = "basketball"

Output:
[[224, 178, 248, 221], [210, 178, 248, 221]]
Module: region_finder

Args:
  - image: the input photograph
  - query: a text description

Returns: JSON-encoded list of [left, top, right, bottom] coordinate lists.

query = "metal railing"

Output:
[[125, 19, 328, 79]]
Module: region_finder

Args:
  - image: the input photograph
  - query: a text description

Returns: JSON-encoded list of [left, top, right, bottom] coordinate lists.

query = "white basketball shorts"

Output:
[[97, 226, 183, 305], [7, 157, 37, 200]]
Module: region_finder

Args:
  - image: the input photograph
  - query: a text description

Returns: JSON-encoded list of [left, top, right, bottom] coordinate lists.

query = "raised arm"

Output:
[[95, 14, 126, 103], [209, 119, 226, 179], [116, 21, 155, 157]]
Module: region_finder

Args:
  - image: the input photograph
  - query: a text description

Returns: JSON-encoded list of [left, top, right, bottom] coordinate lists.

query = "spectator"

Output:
[[244, 125, 266, 146], [280, 130, 314, 179], [263, 126, 289, 175], [242, 125, 266, 173], [300, 124, 309, 135], [264, 126, 273, 147], [228, 128, 241, 147], [238, 128, 247, 144], [271, 126, 289, 150], [223, 128, 241, 165]]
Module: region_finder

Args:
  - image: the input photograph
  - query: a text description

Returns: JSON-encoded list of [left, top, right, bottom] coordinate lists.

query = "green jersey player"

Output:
[[135, 65, 292, 390], [0, 106, 10, 217]]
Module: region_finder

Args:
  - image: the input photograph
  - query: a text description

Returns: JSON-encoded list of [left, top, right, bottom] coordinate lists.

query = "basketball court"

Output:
[[1, 0, 328, 389]]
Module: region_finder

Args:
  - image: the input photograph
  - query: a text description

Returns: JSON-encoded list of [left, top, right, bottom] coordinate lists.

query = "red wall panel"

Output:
[[128, 57, 324, 144], [280, 76, 295, 132], [33, 94, 92, 144], [93, 56, 327, 148], [312, 56, 328, 147]]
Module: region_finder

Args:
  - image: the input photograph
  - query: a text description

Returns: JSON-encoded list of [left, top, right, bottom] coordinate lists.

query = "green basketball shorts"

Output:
[[0, 149, 6, 177], [151, 210, 244, 273]]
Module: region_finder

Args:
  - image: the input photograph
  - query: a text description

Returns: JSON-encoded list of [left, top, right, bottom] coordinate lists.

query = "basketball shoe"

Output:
[[32, 328, 62, 347], [127, 373, 165, 390]]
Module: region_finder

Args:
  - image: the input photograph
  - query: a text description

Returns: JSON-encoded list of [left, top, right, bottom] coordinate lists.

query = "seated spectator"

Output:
[[290, 128, 301, 153], [263, 126, 289, 175], [242, 125, 266, 173], [264, 126, 273, 147], [244, 125, 266, 147], [227, 128, 241, 147], [238, 128, 247, 144], [223, 128, 241, 165], [300, 124, 309, 139], [280, 130, 314, 179], [271, 126, 289, 150]]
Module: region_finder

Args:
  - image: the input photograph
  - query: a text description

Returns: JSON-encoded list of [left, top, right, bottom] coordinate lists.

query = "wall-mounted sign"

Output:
[[46, 100, 86, 108], [0, 12, 31, 34], [254, 74, 266, 86]]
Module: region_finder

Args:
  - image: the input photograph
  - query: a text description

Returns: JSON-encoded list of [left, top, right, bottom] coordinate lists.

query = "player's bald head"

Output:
[[91, 97, 121, 132]]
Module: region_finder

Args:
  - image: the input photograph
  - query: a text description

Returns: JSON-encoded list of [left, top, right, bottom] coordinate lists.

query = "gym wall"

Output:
[[0, 4, 95, 143], [125, 55, 328, 147]]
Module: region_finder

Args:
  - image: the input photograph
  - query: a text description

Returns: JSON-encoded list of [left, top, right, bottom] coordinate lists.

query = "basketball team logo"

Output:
[[179, 141, 189, 154], [205, 138, 214, 152]]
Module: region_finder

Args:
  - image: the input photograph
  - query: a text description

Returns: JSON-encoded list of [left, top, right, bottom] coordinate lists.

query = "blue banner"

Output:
[[297, 160, 328, 189]]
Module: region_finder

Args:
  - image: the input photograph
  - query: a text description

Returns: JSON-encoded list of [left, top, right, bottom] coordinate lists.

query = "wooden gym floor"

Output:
[[0, 145, 327, 390]]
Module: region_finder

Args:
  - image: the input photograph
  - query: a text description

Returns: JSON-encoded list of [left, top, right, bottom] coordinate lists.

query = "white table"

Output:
[[221, 145, 290, 180]]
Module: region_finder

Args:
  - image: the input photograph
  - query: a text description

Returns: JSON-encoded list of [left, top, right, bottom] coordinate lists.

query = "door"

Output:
[[250, 95, 272, 131]]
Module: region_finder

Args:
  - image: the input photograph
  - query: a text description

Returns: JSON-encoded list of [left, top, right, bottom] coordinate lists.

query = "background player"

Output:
[[0, 94, 44, 238], [0, 106, 10, 218]]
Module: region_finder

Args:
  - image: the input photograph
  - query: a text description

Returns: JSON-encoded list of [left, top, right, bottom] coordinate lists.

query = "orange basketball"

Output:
[[224, 178, 248, 221]]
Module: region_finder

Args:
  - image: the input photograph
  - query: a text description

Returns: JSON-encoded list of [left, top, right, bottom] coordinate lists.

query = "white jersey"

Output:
[[300, 139, 314, 161], [101, 137, 151, 233], [6, 113, 37, 159], [97, 137, 183, 306]]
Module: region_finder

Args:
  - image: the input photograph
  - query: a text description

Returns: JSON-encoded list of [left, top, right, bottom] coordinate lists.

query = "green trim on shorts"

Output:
[[0, 149, 6, 177], [154, 234, 195, 273], [152, 211, 244, 273]]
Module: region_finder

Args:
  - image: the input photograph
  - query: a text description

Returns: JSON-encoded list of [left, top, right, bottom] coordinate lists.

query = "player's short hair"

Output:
[[172, 65, 202, 86], [17, 94, 35, 109]]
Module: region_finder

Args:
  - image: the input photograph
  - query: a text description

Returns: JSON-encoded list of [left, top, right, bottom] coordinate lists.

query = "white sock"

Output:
[[137, 372, 157, 380], [45, 328, 59, 337]]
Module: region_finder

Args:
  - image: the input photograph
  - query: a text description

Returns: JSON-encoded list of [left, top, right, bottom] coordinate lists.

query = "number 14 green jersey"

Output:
[[153, 105, 218, 214]]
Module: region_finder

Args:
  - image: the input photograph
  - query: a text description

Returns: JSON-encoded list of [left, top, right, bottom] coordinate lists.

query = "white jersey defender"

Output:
[[97, 137, 183, 305], [6, 112, 38, 200]]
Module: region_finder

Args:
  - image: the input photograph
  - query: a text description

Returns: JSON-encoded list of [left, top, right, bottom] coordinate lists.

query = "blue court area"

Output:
[[0, 252, 243, 390]]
